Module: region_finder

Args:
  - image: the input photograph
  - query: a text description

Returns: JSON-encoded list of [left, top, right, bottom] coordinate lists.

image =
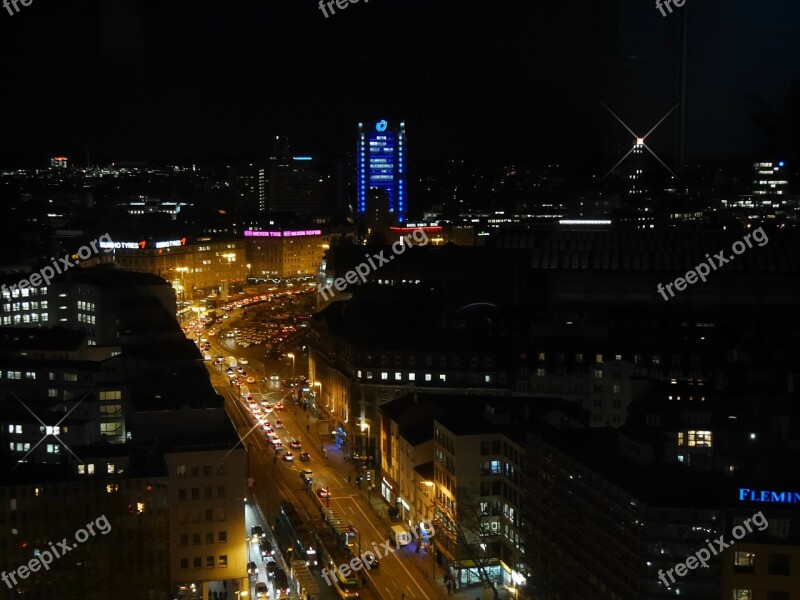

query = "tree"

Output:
[[435, 485, 501, 599]]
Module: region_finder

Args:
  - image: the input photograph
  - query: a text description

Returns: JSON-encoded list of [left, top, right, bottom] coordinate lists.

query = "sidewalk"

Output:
[[302, 409, 516, 600]]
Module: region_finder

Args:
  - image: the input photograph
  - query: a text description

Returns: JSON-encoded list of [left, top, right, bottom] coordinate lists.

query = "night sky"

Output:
[[0, 0, 797, 165]]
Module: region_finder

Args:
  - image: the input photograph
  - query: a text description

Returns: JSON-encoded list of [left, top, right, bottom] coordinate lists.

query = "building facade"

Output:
[[357, 119, 406, 223]]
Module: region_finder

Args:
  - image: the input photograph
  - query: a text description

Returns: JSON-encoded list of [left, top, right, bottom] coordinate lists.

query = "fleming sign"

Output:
[[739, 488, 800, 504]]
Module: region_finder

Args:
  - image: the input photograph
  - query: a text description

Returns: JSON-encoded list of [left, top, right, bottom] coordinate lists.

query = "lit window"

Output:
[[687, 430, 712, 448]]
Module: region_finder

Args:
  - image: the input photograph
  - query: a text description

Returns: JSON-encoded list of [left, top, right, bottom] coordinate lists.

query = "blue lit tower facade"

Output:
[[357, 119, 406, 223]]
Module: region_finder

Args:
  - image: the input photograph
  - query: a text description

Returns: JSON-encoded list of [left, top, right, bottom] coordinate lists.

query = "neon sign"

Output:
[[98, 238, 186, 250], [376, 119, 388, 132], [99, 241, 145, 250], [154, 238, 187, 249], [739, 488, 800, 503], [244, 230, 321, 238]]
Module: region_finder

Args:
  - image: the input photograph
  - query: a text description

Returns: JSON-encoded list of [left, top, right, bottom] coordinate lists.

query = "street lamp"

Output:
[[360, 420, 371, 466], [287, 353, 295, 378]]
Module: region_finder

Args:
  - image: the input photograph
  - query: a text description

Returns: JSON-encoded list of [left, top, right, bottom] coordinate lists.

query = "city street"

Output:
[[200, 297, 459, 600]]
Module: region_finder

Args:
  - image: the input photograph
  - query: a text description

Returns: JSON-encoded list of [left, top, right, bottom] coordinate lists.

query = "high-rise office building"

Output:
[[357, 119, 406, 223], [752, 160, 789, 196]]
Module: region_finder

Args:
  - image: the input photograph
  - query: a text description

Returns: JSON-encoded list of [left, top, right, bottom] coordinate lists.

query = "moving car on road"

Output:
[[259, 539, 274, 558]]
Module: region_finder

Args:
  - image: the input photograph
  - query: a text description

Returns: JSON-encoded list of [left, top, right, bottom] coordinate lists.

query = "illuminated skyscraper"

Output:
[[357, 119, 406, 223]]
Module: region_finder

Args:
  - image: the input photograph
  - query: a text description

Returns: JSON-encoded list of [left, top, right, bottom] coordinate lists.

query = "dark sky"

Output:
[[0, 0, 798, 166]]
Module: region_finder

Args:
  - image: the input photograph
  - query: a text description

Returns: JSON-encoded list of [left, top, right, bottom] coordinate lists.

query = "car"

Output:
[[300, 469, 312, 482], [250, 525, 264, 540], [273, 569, 289, 595], [364, 553, 380, 569], [237, 367, 244, 374], [289, 439, 301, 449], [254, 581, 268, 598], [266, 560, 278, 577], [247, 561, 258, 576], [272, 441, 284, 451], [269, 373, 280, 381], [274, 420, 284, 428], [275, 402, 285, 411], [259, 540, 274, 558], [282, 451, 294, 462], [299, 452, 310, 462], [239, 357, 249, 365], [247, 376, 256, 384], [317, 486, 331, 498]]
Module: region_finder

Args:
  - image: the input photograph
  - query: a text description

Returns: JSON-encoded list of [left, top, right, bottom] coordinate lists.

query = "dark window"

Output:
[[768, 554, 790, 576]]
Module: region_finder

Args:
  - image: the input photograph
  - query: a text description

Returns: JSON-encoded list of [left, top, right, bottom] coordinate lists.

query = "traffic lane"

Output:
[[273, 412, 430, 600], [231, 402, 363, 600], [330, 493, 431, 600]]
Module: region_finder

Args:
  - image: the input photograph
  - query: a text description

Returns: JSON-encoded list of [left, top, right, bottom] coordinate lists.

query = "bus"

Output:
[[276, 501, 318, 566]]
